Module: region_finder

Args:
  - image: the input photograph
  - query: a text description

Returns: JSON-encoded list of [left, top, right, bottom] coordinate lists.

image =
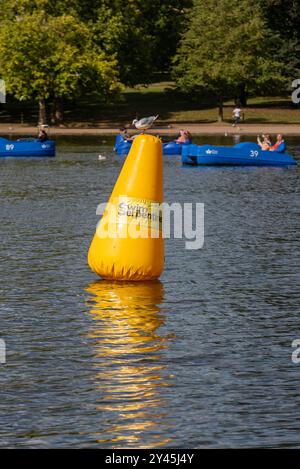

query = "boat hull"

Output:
[[0, 138, 55, 157], [182, 142, 296, 166]]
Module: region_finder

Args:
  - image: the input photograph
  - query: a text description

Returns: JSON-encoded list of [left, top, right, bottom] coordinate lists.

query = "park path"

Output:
[[1, 123, 300, 136]]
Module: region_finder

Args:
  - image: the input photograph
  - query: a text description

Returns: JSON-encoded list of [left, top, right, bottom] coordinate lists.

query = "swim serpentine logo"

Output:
[[96, 198, 205, 250]]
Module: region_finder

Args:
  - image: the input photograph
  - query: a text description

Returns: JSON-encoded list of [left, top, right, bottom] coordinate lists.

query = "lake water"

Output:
[[0, 135, 300, 448]]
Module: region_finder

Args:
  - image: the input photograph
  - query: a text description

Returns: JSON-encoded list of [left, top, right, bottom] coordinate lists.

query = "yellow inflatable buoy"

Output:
[[88, 134, 164, 280]]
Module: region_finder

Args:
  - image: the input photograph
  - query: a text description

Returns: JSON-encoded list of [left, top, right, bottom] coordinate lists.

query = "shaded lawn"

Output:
[[1, 82, 299, 126]]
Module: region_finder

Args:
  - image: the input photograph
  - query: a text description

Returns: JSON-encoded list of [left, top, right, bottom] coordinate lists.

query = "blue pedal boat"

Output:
[[114, 134, 189, 156], [0, 137, 55, 158], [182, 141, 296, 166]]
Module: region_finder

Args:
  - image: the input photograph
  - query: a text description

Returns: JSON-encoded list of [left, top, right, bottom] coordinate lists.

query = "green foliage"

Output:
[[260, 0, 300, 80], [93, 1, 153, 86], [0, 3, 122, 113], [173, 0, 288, 118], [93, 0, 191, 85], [261, 0, 300, 37], [0, 0, 95, 19], [0, 0, 189, 95], [1, 0, 298, 124]]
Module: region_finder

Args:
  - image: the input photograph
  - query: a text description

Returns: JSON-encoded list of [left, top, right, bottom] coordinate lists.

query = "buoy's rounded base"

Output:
[[88, 234, 164, 281]]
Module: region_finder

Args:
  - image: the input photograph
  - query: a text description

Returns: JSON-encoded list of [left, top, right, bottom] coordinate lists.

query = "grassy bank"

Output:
[[1, 82, 300, 127]]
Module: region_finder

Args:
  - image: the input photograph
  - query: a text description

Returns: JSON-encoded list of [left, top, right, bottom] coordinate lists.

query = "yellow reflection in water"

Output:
[[85, 280, 172, 448]]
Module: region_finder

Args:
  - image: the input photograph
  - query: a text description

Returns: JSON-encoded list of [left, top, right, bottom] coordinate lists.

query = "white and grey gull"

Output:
[[132, 115, 159, 131]]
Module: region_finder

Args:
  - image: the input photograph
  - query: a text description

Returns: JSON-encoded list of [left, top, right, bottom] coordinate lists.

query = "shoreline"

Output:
[[1, 123, 300, 136]]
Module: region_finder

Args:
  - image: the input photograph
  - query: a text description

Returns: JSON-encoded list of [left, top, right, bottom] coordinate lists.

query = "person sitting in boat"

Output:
[[120, 127, 130, 139], [270, 134, 286, 152], [120, 127, 139, 142], [176, 130, 192, 144], [257, 134, 272, 150], [38, 125, 48, 142]]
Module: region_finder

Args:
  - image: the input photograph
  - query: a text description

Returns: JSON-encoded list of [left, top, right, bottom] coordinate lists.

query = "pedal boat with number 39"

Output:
[[182, 142, 296, 166]]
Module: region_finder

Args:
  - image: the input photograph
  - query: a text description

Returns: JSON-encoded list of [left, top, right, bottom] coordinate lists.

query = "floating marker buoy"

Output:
[[88, 134, 164, 281]]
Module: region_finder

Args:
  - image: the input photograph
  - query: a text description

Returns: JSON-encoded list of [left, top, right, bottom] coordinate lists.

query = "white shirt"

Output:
[[233, 108, 241, 118]]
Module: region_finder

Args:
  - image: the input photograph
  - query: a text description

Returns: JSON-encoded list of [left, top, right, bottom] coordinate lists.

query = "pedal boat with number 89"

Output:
[[0, 137, 55, 157]]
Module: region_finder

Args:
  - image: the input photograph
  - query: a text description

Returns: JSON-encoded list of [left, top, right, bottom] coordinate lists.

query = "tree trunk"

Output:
[[218, 98, 224, 122], [239, 84, 247, 107], [38, 97, 47, 125], [51, 97, 64, 124]]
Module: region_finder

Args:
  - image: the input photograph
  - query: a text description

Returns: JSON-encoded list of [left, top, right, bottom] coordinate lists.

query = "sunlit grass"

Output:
[[117, 83, 300, 124]]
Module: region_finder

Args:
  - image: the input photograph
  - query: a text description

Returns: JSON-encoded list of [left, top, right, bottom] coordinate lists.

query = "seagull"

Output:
[[132, 115, 159, 131], [98, 154, 106, 161]]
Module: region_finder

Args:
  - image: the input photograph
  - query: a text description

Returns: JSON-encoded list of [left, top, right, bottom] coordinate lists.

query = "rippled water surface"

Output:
[[1, 135, 300, 448]]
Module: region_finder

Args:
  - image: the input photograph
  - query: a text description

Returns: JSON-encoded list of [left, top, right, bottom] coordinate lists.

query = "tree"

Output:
[[93, 0, 191, 86], [260, 0, 300, 84], [173, 0, 287, 121], [0, 0, 190, 122], [0, 6, 122, 124]]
